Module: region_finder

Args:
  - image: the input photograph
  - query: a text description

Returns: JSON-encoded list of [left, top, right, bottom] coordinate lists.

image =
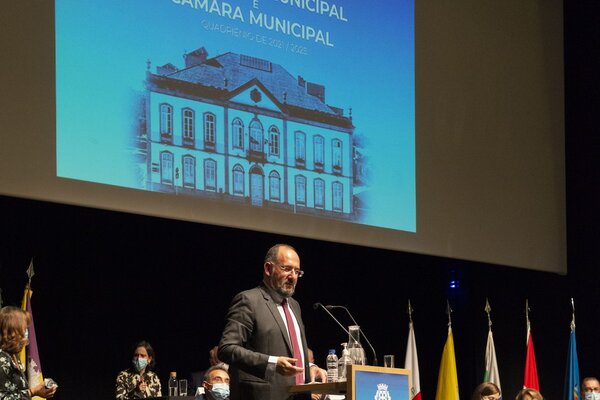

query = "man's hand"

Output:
[[309, 365, 327, 383], [276, 356, 305, 377]]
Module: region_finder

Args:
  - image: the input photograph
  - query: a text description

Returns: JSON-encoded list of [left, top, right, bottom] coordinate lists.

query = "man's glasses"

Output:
[[275, 264, 304, 277]]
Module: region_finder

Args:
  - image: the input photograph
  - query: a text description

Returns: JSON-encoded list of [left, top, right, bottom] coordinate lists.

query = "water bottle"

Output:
[[337, 343, 352, 382], [168, 371, 178, 396], [326, 349, 338, 383]]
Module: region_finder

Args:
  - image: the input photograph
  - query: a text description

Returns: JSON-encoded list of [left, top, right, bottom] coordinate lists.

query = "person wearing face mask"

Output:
[[582, 377, 600, 400], [218, 244, 327, 400], [0, 306, 57, 399], [197, 365, 231, 400], [115, 341, 162, 399]]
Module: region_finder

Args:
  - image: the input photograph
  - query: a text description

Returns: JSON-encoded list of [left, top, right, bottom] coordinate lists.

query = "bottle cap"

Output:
[[170, 371, 177, 377], [329, 349, 336, 354]]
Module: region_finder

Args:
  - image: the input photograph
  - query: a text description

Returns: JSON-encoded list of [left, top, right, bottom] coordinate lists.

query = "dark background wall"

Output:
[[0, 1, 598, 400]]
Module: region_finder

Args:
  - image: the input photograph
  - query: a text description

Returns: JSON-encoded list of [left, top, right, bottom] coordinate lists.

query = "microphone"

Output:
[[313, 303, 349, 335], [325, 305, 378, 366]]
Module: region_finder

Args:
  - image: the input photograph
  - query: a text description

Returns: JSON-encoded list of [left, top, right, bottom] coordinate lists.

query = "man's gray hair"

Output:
[[203, 364, 229, 383], [264, 244, 297, 264]]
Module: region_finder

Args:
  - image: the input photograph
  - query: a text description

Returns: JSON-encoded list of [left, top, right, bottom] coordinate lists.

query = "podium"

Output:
[[289, 365, 411, 400]]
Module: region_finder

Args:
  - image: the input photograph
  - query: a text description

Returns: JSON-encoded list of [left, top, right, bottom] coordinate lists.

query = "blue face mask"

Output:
[[132, 357, 148, 372], [210, 383, 230, 400]]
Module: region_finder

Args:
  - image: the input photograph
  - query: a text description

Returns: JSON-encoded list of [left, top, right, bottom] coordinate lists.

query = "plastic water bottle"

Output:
[[337, 343, 352, 382], [326, 349, 338, 383], [168, 371, 178, 396]]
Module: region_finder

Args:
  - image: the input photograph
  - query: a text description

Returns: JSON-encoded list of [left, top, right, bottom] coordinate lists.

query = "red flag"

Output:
[[524, 328, 540, 390]]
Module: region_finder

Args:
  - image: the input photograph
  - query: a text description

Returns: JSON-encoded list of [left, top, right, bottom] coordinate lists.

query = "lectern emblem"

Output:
[[374, 383, 391, 400]]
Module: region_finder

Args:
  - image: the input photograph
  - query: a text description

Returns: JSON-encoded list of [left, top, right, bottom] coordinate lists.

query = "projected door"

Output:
[[250, 170, 264, 207]]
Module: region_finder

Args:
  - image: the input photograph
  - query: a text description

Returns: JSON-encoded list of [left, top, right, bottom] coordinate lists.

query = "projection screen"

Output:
[[0, 0, 566, 273]]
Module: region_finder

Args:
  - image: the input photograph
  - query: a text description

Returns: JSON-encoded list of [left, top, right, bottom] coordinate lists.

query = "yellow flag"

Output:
[[435, 327, 460, 400]]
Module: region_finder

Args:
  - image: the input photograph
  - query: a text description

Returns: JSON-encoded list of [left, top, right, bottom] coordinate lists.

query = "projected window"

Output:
[[233, 164, 244, 195], [182, 155, 195, 188], [182, 108, 195, 148], [333, 181, 343, 212], [295, 131, 306, 167], [295, 175, 306, 206], [269, 171, 281, 201], [160, 152, 173, 185], [160, 104, 173, 144], [314, 135, 324, 171], [250, 167, 263, 206], [332, 139, 342, 174], [204, 113, 216, 150], [204, 159, 216, 191], [232, 118, 244, 150], [314, 178, 325, 209], [268, 126, 279, 156], [250, 119, 263, 155]]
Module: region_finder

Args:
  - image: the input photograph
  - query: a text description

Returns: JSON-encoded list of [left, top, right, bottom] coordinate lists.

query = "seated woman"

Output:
[[0, 306, 57, 399], [115, 340, 162, 399], [515, 388, 543, 400], [471, 382, 501, 400]]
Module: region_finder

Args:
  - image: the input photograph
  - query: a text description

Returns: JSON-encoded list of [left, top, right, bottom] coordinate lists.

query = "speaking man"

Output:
[[218, 244, 326, 400]]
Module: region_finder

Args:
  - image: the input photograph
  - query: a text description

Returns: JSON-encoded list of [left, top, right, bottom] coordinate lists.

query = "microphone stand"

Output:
[[313, 303, 349, 335], [326, 305, 378, 366]]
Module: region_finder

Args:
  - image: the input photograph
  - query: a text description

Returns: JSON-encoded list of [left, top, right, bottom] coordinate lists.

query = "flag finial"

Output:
[[485, 298, 492, 328], [570, 298, 576, 331], [407, 299, 414, 323], [26, 259, 35, 289], [446, 300, 453, 327]]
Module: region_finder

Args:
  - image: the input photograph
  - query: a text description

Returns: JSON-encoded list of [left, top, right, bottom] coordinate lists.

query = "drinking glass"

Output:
[[178, 379, 188, 396], [383, 354, 395, 368]]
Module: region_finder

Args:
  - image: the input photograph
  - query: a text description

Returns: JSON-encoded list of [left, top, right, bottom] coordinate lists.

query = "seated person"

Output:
[[195, 365, 230, 400], [515, 388, 543, 400], [191, 345, 228, 393], [115, 340, 161, 399], [471, 382, 501, 400]]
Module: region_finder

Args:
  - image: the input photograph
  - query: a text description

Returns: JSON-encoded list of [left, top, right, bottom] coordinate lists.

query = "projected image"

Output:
[[56, 0, 415, 231]]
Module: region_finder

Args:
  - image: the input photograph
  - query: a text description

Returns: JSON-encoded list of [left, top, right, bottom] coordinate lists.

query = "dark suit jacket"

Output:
[[218, 285, 311, 400]]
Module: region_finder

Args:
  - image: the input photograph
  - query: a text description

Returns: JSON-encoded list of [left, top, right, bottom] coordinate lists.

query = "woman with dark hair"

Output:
[[0, 306, 57, 399], [471, 382, 502, 400], [115, 340, 162, 399]]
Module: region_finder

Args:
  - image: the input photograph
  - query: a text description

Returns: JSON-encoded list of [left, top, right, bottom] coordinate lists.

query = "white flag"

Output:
[[405, 321, 422, 400], [484, 328, 501, 390]]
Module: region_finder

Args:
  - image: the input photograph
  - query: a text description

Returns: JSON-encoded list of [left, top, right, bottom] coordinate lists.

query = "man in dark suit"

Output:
[[195, 365, 230, 400], [218, 244, 327, 400]]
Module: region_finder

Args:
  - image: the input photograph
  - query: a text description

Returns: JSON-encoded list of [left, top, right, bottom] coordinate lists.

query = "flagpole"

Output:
[[570, 298, 576, 332], [525, 299, 531, 342]]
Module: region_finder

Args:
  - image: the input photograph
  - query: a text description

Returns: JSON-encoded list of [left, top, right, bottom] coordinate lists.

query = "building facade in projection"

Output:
[[142, 47, 355, 220]]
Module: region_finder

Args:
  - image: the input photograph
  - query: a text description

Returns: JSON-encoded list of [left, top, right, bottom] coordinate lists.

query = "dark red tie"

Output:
[[282, 299, 304, 384]]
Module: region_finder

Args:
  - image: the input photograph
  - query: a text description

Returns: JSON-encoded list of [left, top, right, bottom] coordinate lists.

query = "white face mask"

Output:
[[585, 393, 600, 400]]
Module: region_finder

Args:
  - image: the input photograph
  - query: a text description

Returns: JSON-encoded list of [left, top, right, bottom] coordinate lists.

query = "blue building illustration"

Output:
[[140, 47, 356, 220]]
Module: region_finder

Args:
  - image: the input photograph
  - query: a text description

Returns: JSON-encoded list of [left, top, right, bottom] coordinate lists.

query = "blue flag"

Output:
[[564, 328, 580, 400]]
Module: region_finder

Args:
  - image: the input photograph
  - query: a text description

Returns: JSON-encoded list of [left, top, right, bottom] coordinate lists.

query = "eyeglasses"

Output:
[[274, 264, 304, 277]]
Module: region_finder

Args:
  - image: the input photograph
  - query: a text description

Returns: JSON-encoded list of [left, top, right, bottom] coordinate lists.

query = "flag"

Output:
[[404, 321, 422, 400], [563, 327, 580, 400], [435, 327, 459, 400], [483, 328, 501, 390], [524, 327, 540, 390], [20, 286, 45, 397]]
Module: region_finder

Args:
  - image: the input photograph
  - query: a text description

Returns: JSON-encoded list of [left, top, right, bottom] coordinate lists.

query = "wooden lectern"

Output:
[[289, 365, 411, 400]]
